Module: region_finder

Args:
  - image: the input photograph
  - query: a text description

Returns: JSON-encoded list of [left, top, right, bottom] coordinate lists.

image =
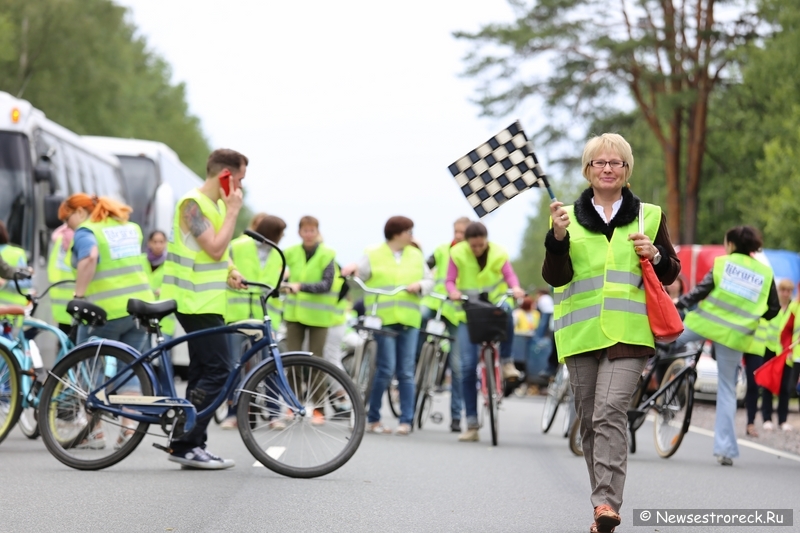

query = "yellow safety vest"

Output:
[[283, 244, 337, 328], [47, 235, 75, 324], [226, 235, 283, 327], [0, 245, 29, 307], [553, 203, 661, 361], [365, 243, 424, 328], [420, 242, 464, 325], [73, 219, 153, 321], [162, 189, 230, 316], [450, 240, 510, 305], [684, 254, 773, 352]]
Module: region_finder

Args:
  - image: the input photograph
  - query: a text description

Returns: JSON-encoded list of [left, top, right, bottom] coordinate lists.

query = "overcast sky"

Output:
[[116, 0, 552, 262]]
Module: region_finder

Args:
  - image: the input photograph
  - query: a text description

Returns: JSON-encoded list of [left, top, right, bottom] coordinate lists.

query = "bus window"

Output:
[[0, 132, 31, 246], [117, 156, 158, 230]]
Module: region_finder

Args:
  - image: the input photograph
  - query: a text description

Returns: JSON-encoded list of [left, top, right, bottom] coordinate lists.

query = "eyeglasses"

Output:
[[589, 160, 628, 169]]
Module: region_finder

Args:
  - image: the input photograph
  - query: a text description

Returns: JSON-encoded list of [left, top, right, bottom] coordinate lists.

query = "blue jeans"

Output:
[[368, 324, 419, 425], [459, 303, 514, 427], [419, 306, 462, 422], [78, 315, 148, 352], [674, 328, 740, 458]]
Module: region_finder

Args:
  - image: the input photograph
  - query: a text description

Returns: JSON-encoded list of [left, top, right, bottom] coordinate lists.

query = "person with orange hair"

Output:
[[59, 193, 153, 349]]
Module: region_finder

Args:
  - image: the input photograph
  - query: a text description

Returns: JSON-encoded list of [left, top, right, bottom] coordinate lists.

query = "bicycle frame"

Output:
[[478, 342, 501, 405], [77, 316, 309, 436]]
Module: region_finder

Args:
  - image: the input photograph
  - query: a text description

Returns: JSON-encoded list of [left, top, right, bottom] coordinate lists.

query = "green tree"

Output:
[[455, 0, 767, 244], [0, 0, 209, 176]]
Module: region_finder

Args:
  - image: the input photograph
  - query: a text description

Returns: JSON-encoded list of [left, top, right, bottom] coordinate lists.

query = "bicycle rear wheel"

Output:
[[568, 416, 583, 456], [483, 345, 499, 446], [237, 354, 366, 478], [653, 358, 692, 458], [542, 363, 568, 433], [39, 344, 154, 470], [0, 345, 21, 445]]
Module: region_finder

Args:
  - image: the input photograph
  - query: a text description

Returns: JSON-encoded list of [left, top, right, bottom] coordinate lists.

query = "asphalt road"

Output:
[[1, 391, 797, 533]]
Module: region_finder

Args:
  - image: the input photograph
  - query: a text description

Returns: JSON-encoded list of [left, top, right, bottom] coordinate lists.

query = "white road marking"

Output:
[[252, 446, 286, 467]]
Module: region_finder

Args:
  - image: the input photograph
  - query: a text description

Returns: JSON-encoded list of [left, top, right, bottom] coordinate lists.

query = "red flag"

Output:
[[780, 311, 795, 351], [754, 351, 788, 395]]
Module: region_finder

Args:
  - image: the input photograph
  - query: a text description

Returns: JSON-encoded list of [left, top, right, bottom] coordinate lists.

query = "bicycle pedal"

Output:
[[152, 442, 173, 454]]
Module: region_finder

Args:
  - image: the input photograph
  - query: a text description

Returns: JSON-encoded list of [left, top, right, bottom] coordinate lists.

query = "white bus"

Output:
[[81, 136, 205, 375], [81, 136, 203, 240], [0, 91, 128, 365]]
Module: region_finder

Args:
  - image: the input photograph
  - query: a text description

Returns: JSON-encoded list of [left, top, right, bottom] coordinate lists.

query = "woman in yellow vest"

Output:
[[221, 214, 287, 430], [342, 216, 433, 436], [58, 193, 154, 449], [447, 221, 525, 442], [675, 226, 779, 466], [0, 221, 31, 308], [544, 134, 680, 533], [47, 223, 76, 334]]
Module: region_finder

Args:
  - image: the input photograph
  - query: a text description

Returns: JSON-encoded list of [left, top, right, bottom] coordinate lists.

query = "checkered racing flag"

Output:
[[448, 121, 553, 218]]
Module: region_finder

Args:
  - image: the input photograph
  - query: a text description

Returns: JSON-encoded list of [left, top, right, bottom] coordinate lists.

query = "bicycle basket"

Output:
[[463, 300, 508, 344]]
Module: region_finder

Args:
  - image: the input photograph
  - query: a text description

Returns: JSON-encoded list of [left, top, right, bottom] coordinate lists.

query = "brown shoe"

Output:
[[594, 505, 620, 533]]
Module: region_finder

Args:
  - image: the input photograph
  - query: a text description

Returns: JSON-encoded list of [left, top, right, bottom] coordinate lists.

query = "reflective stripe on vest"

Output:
[[365, 243, 424, 328], [76, 219, 153, 321], [684, 254, 773, 352], [283, 243, 337, 327], [47, 235, 75, 324], [161, 189, 229, 315], [553, 202, 661, 361], [0, 245, 29, 307], [746, 318, 769, 357]]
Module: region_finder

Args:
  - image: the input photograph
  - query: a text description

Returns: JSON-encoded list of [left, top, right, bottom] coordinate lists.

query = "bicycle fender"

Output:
[[72, 338, 159, 394], [22, 318, 71, 357], [0, 335, 18, 353], [232, 350, 313, 406]]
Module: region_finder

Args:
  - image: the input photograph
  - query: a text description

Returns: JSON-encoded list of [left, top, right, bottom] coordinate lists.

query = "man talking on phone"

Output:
[[161, 148, 248, 469]]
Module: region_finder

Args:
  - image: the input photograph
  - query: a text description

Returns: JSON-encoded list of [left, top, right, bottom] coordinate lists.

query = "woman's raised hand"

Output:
[[550, 201, 570, 241]]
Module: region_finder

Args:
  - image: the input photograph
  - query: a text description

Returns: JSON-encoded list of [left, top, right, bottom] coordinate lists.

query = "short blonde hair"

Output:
[[581, 133, 634, 182], [777, 278, 794, 291]]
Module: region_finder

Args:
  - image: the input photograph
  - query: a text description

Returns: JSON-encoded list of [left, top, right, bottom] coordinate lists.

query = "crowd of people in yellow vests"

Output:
[[1, 146, 799, 471]]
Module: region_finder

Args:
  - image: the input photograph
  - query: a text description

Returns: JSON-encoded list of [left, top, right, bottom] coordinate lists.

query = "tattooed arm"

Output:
[[179, 198, 238, 261]]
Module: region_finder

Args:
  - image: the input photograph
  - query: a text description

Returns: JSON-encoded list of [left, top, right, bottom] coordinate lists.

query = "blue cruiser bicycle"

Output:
[[38, 231, 365, 478]]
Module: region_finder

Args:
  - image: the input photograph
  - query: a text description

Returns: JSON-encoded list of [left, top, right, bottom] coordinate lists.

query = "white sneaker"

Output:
[[780, 422, 793, 431], [502, 362, 521, 380], [220, 416, 237, 430], [763, 421, 775, 431], [458, 427, 479, 442]]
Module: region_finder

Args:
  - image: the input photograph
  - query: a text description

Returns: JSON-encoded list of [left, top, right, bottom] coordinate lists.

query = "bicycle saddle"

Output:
[[126, 299, 177, 322], [67, 299, 108, 326]]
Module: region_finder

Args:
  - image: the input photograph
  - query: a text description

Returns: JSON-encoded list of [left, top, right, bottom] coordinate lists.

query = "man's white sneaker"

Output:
[[502, 362, 521, 380], [780, 422, 793, 431], [763, 421, 775, 431], [458, 427, 479, 442], [168, 447, 235, 470]]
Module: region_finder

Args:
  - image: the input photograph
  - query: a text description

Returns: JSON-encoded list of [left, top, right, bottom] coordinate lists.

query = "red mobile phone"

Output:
[[219, 169, 232, 195]]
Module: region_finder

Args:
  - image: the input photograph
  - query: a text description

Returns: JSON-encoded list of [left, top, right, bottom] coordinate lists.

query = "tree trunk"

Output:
[[684, 87, 710, 244]]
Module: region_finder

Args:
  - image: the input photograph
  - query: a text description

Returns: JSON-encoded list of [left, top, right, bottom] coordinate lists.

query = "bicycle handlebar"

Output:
[[12, 271, 74, 317], [348, 276, 408, 296], [243, 230, 287, 299], [459, 289, 515, 307]]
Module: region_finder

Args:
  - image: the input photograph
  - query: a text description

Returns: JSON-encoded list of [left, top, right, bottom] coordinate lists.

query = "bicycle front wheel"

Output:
[[0, 345, 22, 445], [483, 346, 499, 446], [414, 343, 436, 430], [39, 344, 154, 470], [353, 339, 377, 406], [653, 358, 692, 458], [542, 363, 568, 433], [237, 354, 366, 478]]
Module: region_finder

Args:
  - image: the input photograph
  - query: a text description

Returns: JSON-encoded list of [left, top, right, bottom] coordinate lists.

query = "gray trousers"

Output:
[[566, 352, 646, 512]]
